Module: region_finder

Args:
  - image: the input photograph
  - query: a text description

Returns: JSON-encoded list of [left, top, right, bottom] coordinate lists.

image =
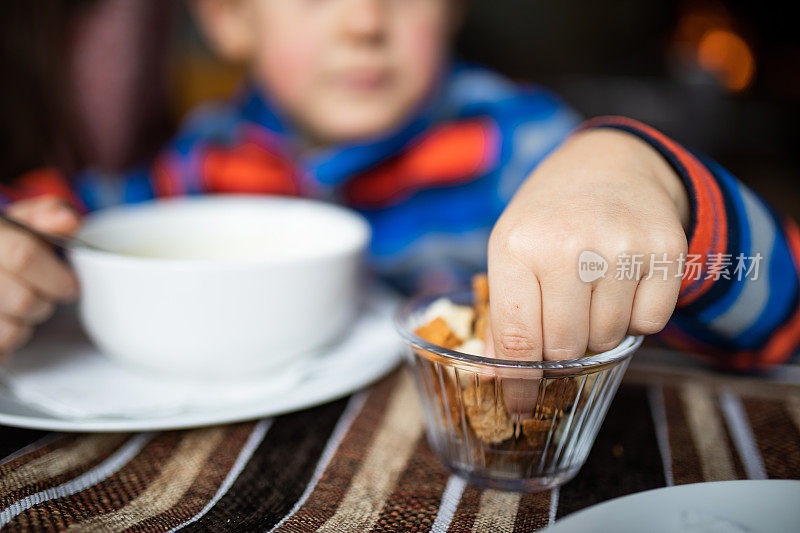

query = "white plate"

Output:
[[545, 480, 800, 533], [0, 288, 402, 432]]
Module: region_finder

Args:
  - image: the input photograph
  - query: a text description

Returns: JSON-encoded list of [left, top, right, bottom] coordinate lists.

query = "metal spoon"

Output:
[[0, 212, 106, 252]]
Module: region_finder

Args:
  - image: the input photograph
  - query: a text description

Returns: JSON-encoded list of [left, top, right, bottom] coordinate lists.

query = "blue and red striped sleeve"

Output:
[[583, 116, 800, 370]]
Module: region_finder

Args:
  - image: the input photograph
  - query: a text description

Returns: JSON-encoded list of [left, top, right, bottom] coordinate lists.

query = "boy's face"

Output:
[[201, 0, 453, 145]]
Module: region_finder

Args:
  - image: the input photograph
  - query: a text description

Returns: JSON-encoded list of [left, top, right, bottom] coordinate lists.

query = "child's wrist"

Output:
[[641, 142, 691, 232]]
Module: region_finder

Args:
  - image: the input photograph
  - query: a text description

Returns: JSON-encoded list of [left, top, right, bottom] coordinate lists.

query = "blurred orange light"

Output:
[[674, 11, 732, 47], [697, 29, 755, 91]]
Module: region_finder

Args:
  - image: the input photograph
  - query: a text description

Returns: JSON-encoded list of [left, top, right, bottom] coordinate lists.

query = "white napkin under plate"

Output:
[[0, 287, 400, 420]]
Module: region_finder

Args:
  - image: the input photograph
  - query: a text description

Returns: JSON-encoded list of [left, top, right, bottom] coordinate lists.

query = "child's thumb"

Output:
[[7, 197, 82, 235], [37, 207, 81, 235]]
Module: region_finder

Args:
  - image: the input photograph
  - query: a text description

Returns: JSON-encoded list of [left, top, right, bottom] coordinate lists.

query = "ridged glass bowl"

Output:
[[395, 290, 643, 492]]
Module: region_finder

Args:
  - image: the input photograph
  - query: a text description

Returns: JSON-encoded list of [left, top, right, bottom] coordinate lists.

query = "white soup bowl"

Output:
[[68, 195, 370, 377]]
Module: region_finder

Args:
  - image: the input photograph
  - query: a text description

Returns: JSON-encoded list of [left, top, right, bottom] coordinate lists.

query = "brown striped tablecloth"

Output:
[[1, 354, 799, 532]]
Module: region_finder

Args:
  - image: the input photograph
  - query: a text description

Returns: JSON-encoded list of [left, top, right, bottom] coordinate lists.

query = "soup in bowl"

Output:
[[68, 195, 370, 377]]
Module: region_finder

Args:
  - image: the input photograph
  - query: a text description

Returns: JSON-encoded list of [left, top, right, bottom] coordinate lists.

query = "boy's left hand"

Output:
[[487, 128, 690, 362]]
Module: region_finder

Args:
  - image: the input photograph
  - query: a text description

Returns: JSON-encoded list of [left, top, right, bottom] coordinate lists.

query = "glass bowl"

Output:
[[395, 290, 643, 492]]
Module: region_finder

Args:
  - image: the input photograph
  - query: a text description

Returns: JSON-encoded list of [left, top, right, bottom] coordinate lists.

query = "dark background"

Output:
[[456, 0, 800, 218], [1, 0, 798, 217]]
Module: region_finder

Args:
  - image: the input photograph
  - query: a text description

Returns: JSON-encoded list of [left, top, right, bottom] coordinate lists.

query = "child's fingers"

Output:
[[487, 247, 543, 415], [483, 320, 494, 356], [629, 231, 686, 335], [487, 251, 542, 361], [588, 277, 637, 353], [629, 270, 682, 336], [0, 315, 33, 359], [483, 300, 542, 414], [539, 274, 591, 360], [6, 196, 81, 235], [0, 227, 78, 301], [0, 271, 55, 324]]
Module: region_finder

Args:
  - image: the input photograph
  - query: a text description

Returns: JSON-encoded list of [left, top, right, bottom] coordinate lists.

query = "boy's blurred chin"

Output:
[[297, 90, 418, 145]]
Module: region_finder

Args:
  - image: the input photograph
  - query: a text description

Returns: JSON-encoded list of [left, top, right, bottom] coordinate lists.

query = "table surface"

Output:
[[1, 348, 799, 532]]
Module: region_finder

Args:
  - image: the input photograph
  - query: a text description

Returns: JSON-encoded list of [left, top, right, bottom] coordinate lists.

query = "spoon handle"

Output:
[[0, 212, 101, 252]]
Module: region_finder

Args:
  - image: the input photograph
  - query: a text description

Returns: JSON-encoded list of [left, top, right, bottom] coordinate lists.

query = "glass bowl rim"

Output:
[[395, 290, 643, 370]]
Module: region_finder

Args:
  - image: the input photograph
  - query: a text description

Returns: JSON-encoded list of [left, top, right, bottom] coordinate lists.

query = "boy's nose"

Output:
[[340, 0, 387, 43]]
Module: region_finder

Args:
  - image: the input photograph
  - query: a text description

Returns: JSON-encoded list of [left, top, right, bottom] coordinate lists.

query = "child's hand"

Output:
[[0, 196, 80, 359], [487, 128, 690, 362]]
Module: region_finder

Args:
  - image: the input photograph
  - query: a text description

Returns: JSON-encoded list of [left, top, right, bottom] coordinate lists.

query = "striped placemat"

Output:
[[1, 366, 798, 532]]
